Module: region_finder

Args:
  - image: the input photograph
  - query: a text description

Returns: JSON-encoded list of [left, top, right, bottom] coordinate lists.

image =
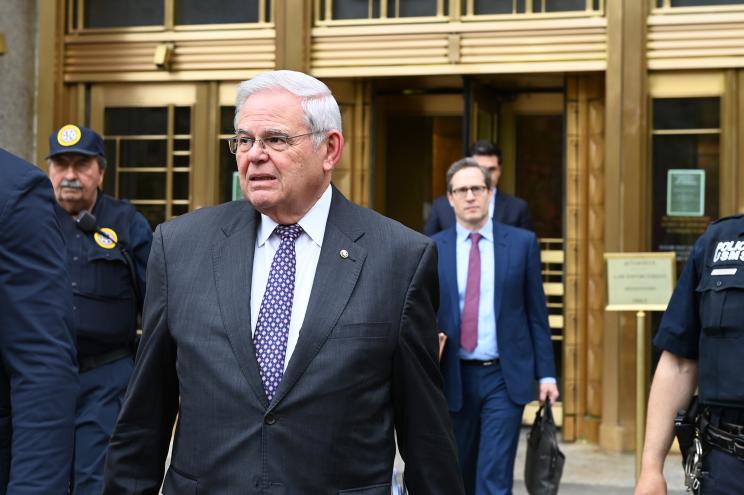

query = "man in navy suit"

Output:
[[433, 158, 559, 495], [0, 148, 79, 494], [424, 141, 533, 236]]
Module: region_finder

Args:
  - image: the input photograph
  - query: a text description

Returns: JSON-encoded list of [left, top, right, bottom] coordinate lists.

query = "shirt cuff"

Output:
[[539, 377, 556, 385]]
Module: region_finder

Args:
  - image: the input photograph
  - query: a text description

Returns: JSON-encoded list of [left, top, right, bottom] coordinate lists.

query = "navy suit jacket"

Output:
[[0, 149, 78, 494], [433, 222, 556, 410], [424, 191, 533, 236]]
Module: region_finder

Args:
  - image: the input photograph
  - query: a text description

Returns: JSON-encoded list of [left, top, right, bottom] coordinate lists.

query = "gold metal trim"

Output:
[[649, 71, 725, 97], [651, 128, 720, 135]]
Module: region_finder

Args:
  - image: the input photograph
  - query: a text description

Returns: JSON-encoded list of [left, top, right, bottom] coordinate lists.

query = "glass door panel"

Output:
[[91, 84, 202, 229]]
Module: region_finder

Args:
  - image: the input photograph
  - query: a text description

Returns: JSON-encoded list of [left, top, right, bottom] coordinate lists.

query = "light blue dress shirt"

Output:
[[456, 220, 498, 361], [454, 219, 556, 385]]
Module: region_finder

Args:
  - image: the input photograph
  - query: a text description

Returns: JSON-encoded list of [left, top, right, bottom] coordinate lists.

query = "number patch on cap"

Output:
[[57, 124, 82, 147]]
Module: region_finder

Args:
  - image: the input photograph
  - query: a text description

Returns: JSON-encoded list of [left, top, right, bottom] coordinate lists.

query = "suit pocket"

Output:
[[338, 483, 391, 494], [162, 465, 198, 495], [329, 322, 391, 340]]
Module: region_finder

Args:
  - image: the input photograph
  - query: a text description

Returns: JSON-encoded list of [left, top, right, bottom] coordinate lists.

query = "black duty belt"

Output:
[[461, 359, 499, 367], [79, 347, 132, 373], [700, 413, 744, 462]]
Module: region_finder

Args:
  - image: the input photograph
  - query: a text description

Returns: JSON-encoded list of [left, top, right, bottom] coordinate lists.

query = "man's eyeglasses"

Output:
[[227, 131, 324, 154], [450, 185, 489, 198]]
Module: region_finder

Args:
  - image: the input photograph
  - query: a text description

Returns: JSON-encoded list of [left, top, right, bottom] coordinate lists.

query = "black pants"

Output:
[[701, 447, 744, 494]]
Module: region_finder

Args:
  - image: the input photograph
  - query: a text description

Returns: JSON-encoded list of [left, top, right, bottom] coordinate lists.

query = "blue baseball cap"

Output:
[[47, 124, 105, 159]]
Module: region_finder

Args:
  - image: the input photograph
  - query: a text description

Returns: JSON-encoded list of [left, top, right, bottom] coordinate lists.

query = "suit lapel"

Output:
[[492, 222, 508, 320], [270, 188, 366, 408], [212, 203, 268, 406]]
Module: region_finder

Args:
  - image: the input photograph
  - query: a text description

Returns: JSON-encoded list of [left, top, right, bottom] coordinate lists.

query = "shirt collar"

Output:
[[257, 184, 332, 248], [455, 219, 493, 243]]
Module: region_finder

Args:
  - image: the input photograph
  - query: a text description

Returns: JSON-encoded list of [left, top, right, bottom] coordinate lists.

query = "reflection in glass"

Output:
[[515, 115, 563, 239], [220, 139, 239, 203], [652, 133, 720, 268], [176, 0, 259, 24], [174, 153, 190, 167], [670, 0, 744, 6], [103, 139, 117, 197], [545, 0, 588, 11], [105, 108, 167, 135], [388, 0, 436, 16], [173, 172, 190, 200], [332, 0, 377, 19], [472, 0, 522, 14], [119, 172, 166, 200], [221, 106, 236, 134], [653, 98, 720, 130], [174, 139, 190, 151], [85, 0, 163, 28], [174, 107, 191, 135], [172, 204, 190, 217], [136, 205, 166, 230], [119, 140, 167, 167]]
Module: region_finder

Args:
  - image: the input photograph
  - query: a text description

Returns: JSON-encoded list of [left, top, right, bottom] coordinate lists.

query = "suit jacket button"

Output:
[[264, 413, 277, 425]]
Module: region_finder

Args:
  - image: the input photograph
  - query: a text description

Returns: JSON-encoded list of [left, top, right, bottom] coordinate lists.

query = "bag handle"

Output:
[[543, 400, 555, 424]]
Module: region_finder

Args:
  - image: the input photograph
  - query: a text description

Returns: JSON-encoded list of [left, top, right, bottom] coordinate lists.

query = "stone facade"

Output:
[[0, 0, 37, 162]]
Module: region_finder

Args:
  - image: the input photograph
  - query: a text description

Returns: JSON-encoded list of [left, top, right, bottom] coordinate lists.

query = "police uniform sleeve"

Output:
[[653, 236, 705, 359], [128, 211, 153, 311], [0, 166, 78, 492]]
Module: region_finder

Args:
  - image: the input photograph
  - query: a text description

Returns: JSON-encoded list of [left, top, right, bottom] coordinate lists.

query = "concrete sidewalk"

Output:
[[395, 427, 688, 494], [511, 428, 687, 495]]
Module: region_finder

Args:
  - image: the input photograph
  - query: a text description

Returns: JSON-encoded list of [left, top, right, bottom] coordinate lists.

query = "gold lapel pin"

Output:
[[339, 249, 349, 259]]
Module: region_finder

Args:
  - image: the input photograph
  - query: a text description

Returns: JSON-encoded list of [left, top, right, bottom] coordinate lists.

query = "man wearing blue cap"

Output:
[[47, 124, 152, 495]]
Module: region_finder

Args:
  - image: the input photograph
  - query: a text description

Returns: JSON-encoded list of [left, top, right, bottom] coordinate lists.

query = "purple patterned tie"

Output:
[[460, 232, 481, 352], [253, 223, 303, 401]]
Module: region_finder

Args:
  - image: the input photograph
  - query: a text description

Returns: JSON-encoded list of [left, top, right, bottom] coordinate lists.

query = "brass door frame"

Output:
[[89, 83, 210, 213]]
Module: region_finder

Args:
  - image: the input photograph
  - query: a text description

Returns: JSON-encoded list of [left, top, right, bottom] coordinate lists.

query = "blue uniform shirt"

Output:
[[56, 192, 152, 358], [654, 214, 744, 406]]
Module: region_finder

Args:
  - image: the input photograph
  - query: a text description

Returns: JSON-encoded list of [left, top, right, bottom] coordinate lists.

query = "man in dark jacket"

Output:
[[47, 125, 152, 495], [424, 141, 533, 236], [0, 148, 78, 494]]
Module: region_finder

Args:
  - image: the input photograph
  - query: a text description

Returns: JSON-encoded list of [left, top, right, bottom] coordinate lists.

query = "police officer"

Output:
[[47, 124, 152, 495], [635, 216, 744, 495]]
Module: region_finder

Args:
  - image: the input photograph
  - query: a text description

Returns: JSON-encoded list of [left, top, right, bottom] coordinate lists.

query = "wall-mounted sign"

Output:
[[667, 169, 705, 217], [604, 252, 676, 311]]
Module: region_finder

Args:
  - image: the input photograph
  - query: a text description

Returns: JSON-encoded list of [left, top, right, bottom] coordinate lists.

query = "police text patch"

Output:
[[713, 241, 744, 263]]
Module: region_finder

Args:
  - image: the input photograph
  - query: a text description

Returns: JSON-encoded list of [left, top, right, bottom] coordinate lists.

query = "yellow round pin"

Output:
[[57, 124, 82, 147], [94, 227, 118, 249]]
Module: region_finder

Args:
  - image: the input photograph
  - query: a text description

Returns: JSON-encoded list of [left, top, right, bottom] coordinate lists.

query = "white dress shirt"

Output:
[[250, 185, 332, 371]]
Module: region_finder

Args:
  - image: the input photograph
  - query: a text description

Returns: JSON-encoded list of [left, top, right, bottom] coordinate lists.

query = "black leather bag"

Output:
[[524, 401, 565, 495]]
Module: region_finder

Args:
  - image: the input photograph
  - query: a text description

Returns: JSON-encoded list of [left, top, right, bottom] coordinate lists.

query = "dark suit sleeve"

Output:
[[392, 241, 465, 494], [0, 169, 78, 493], [103, 225, 179, 495], [423, 203, 443, 236], [516, 200, 534, 231], [524, 234, 557, 379]]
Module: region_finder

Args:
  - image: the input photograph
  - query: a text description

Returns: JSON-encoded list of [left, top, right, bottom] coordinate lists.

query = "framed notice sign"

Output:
[[667, 169, 705, 217], [604, 252, 676, 311]]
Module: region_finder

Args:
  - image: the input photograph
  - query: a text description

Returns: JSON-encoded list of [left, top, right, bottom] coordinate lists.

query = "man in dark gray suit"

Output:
[[424, 141, 533, 236], [103, 70, 464, 495]]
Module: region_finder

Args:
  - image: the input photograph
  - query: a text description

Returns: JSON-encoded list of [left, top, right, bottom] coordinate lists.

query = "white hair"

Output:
[[234, 70, 342, 147]]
